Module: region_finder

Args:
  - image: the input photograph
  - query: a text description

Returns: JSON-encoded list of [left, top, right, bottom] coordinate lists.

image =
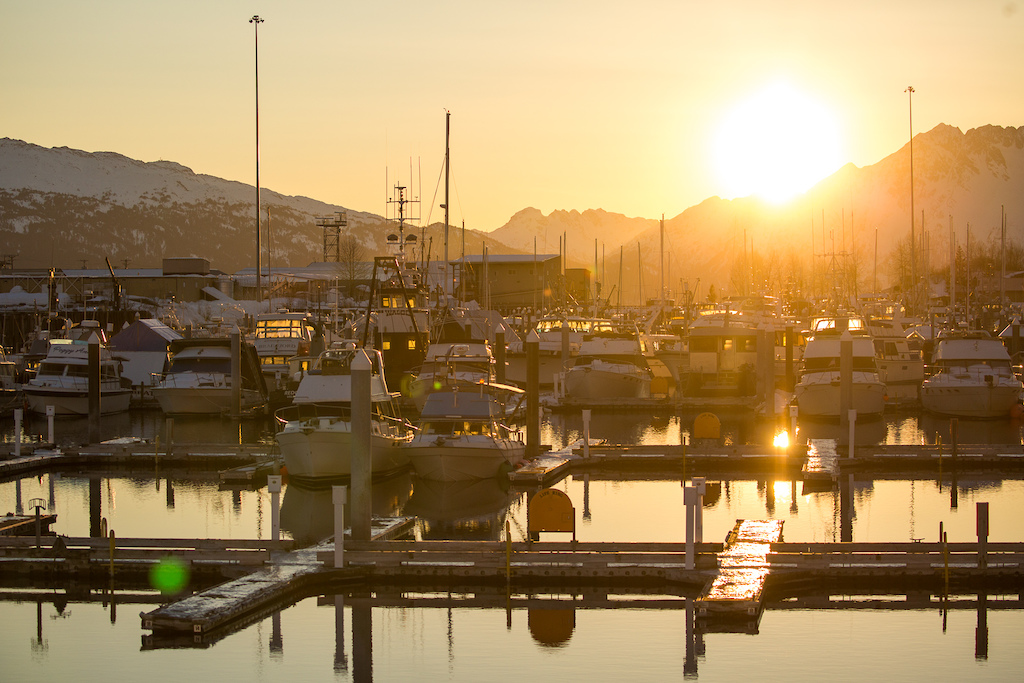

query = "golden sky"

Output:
[[2, 1, 1021, 229]]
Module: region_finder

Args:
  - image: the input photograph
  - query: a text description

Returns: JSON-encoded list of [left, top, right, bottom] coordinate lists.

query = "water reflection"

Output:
[[404, 477, 521, 540]]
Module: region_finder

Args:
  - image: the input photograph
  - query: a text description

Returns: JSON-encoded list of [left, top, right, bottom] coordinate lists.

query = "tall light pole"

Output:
[[905, 85, 916, 315], [251, 15, 264, 305]]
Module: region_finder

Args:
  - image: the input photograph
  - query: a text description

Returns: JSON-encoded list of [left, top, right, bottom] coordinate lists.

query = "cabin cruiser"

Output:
[[275, 345, 414, 481], [408, 341, 496, 411], [920, 332, 1023, 418], [405, 389, 525, 482], [505, 316, 616, 386], [252, 312, 319, 397], [151, 338, 269, 415], [794, 317, 886, 419], [564, 329, 654, 400], [865, 316, 925, 401], [22, 339, 132, 416]]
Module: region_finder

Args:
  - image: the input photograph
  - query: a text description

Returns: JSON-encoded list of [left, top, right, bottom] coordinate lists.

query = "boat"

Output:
[[794, 317, 886, 419], [920, 332, 1023, 418], [150, 338, 269, 415], [563, 329, 654, 400], [251, 312, 320, 398], [505, 316, 616, 386], [865, 316, 925, 402], [405, 389, 525, 482], [22, 339, 132, 416], [275, 345, 414, 482], [407, 341, 496, 411]]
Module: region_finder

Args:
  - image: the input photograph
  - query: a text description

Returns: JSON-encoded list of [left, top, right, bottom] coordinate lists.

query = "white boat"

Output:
[[405, 389, 525, 482], [794, 317, 886, 419], [564, 330, 653, 400], [252, 312, 318, 395], [866, 316, 925, 401], [151, 338, 269, 415], [275, 346, 414, 481], [920, 332, 1023, 418], [408, 341, 496, 411], [505, 316, 615, 386], [22, 340, 132, 416]]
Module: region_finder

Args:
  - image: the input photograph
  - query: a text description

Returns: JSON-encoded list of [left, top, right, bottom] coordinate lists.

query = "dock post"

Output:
[[839, 331, 853, 443], [495, 330, 506, 385], [13, 408, 22, 457], [268, 475, 282, 543], [46, 405, 55, 445], [977, 502, 989, 570], [582, 409, 591, 459], [788, 404, 799, 457], [691, 478, 706, 543], [334, 594, 348, 672], [351, 350, 372, 541], [785, 325, 795, 391], [526, 331, 540, 459], [88, 332, 101, 444], [848, 409, 857, 459], [684, 485, 697, 569], [951, 418, 959, 461], [333, 485, 348, 568], [164, 418, 174, 457], [560, 317, 570, 372], [230, 327, 241, 418]]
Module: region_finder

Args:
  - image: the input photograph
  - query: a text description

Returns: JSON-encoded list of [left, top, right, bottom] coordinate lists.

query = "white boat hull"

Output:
[[23, 386, 131, 416], [277, 419, 412, 480], [406, 436, 525, 482], [794, 372, 886, 418], [564, 363, 650, 400], [152, 386, 265, 415], [921, 381, 1022, 418]]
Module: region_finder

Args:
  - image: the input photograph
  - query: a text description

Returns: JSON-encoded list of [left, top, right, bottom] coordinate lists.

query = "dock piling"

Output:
[[230, 327, 241, 418], [691, 478, 706, 543], [14, 408, 22, 457], [582, 409, 591, 458], [977, 502, 989, 570], [495, 330, 506, 384], [526, 331, 540, 459], [351, 351, 372, 541], [683, 485, 697, 569], [268, 475, 282, 542], [88, 333, 101, 443], [46, 405, 55, 445], [333, 485, 347, 568]]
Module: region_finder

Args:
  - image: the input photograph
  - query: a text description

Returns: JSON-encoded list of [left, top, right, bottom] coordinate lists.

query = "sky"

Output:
[[2, 1, 1022, 231]]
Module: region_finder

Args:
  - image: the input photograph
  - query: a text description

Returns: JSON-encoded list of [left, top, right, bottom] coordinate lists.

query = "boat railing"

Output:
[[275, 402, 350, 424]]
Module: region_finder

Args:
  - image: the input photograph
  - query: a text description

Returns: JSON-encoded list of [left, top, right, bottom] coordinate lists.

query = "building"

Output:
[[452, 254, 561, 311]]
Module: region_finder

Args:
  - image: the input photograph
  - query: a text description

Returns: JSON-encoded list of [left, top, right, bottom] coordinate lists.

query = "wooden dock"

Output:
[[140, 516, 415, 638], [0, 513, 56, 536], [696, 519, 784, 623]]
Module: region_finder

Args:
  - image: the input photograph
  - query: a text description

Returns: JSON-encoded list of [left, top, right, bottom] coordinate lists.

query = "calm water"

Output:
[[3, 409, 1024, 680]]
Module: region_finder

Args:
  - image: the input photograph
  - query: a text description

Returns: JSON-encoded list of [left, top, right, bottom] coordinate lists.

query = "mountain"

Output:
[[1, 125, 1021, 306], [0, 139, 514, 272]]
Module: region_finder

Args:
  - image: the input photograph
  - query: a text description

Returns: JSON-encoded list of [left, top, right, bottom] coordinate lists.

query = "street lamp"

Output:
[[905, 85, 916, 314], [250, 15, 264, 305]]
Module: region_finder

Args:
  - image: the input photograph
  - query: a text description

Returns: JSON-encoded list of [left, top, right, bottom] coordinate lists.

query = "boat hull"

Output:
[[277, 419, 412, 480], [23, 386, 131, 416], [152, 386, 265, 415], [794, 372, 887, 418], [564, 364, 650, 400], [920, 382, 1022, 418], [406, 437, 525, 482]]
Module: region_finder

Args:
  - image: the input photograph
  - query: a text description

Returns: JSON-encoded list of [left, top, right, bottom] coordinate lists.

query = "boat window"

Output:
[[407, 339, 417, 350], [690, 337, 717, 353], [423, 421, 453, 436], [38, 362, 67, 376]]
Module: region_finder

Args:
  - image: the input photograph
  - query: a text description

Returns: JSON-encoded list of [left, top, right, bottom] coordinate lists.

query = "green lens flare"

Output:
[[149, 556, 190, 594]]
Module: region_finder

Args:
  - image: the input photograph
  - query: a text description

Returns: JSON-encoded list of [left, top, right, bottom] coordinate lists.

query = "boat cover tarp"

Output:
[[109, 319, 183, 352]]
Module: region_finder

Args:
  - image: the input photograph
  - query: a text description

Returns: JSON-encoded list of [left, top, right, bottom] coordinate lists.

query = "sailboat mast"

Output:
[[444, 110, 450, 299]]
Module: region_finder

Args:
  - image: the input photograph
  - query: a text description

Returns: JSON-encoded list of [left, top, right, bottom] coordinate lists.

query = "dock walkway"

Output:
[[697, 519, 784, 624]]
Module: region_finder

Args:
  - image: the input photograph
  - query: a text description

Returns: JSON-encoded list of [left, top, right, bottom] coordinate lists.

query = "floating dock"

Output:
[[696, 519, 784, 626]]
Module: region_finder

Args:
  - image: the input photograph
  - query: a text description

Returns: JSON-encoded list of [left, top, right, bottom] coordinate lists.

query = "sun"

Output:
[[712, 80, 844, 204]]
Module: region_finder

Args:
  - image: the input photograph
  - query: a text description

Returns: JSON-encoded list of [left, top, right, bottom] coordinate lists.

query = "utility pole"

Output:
[[251, 15, 265, 305]]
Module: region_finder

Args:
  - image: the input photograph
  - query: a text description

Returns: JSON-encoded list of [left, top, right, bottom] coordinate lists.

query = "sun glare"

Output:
[[712, 81, 844, 204]]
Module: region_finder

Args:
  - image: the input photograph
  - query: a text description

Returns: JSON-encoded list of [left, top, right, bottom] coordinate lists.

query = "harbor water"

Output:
[[3, 410, 1024, 680]]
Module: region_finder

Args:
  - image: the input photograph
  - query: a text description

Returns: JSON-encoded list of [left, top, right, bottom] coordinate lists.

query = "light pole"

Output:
[[905, 85, 916, 315], [251, 15, 264, 306]]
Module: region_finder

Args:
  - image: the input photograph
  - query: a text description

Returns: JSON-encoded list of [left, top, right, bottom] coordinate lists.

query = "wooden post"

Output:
[[109, 529, 116, 578], [526, 331, 540, 459], [582, 409, 591, 459], [691, 477, 706, 544], [268, 475, 282, 542], [88, 332, 101, 444], [848, 409, 857, 459], [505, 519, 512, 586], [977, 501, 989, 570], [230, 327, 241, 417], [684, 485, 697, 570], [839, 331, 853, 443], [333, 485, 347, 568], [351, 351, 372, 541], [13, 408, 22, 458], [495, 330, 506, 385]]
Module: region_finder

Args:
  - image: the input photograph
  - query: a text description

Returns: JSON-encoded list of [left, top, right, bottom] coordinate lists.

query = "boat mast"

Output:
[[250, 15, 264, 306], [443, 111, 450, 301]]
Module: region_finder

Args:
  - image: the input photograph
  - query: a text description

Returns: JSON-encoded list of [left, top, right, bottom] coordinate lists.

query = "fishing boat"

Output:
[[564, 329, 654, 400], [22, 339, 132, 416], [251, 311, 319, 397], [275, 345, 414, 481], [920, 332, 1023, 418], [405, 389, 525, 482], [794, 317, 886, 419], [150, 338, 269, 415], [505, 316, 615, 386], [407, 341, 496, 411]]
